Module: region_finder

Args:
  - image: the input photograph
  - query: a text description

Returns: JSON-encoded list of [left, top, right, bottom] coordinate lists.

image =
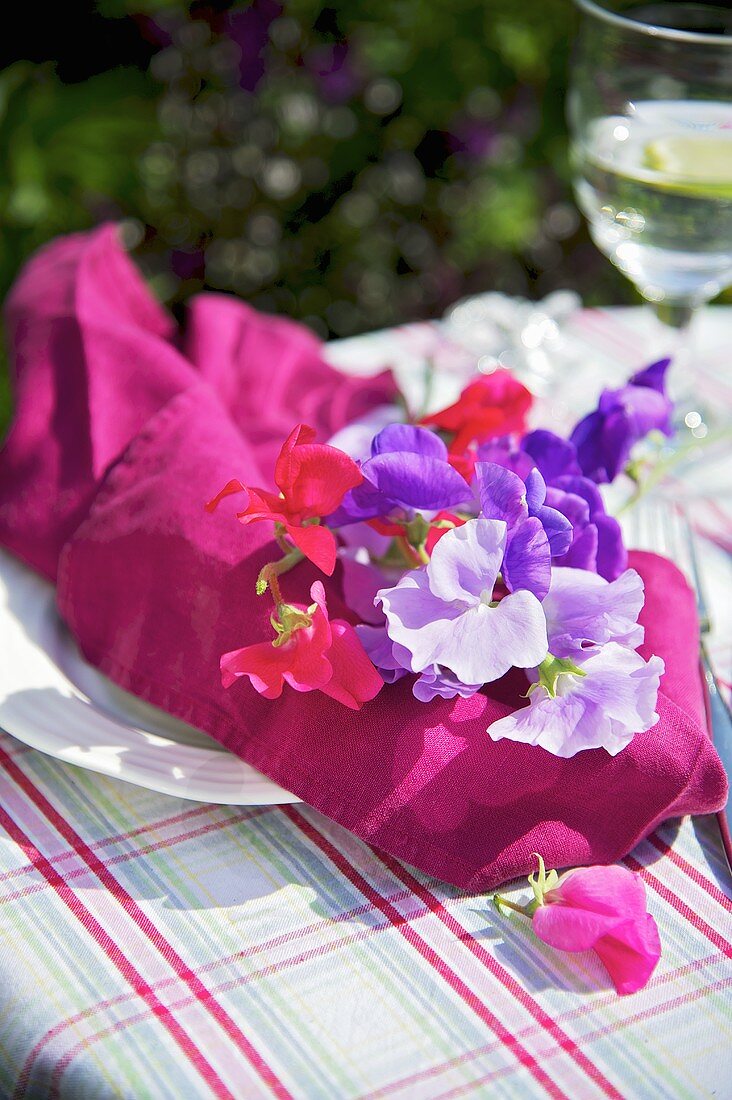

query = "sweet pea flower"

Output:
[[329, 423, 473, 526], [355, 622, 409, 685], [412, 665, 483, 702], [476, 461, 573, 558], [542, 567, 645, 658], [356, 621, 482, 699], [207, 424, 362, 575], [546, 475, 627, 580], [220, 581, 383, 709], [570, 358, 673, 483], [495, 856, 662, 995], [421, 369, 533, 453], [377, 518, 548, 687], [474, 441, 626, 581], [476, 429, 581, 482], [488, 643, 664, 757]]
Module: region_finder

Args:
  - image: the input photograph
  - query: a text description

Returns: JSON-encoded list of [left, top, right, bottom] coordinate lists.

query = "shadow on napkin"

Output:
[[0, 225, 726, 891]]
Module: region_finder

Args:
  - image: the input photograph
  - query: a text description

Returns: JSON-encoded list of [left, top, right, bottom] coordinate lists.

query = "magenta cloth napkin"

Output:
[[0, 225, 727, 890]]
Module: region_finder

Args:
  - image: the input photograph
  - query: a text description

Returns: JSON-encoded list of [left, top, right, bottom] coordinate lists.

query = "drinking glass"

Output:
[[568, 1, 732, 409]]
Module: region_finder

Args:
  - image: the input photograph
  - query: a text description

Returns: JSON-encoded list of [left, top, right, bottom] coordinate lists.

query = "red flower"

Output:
[[425, 511, 467, 554], [220, 581, 383, 710], [421, 370, 532, 454], [207, 425, 362, 575]]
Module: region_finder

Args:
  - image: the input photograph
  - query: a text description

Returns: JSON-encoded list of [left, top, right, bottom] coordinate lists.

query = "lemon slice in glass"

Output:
[[644, 134, 732, 198]]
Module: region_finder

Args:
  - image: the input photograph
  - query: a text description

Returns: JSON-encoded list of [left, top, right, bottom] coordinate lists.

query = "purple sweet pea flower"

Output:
[[547, 475, 627, 580], [488, 643, 664, 758], [356, 622, 481, 700], [330, 423, 473, 526], [377, 518, 548, 686], [478, 429, 581, 484], [542, 567, 645, 658], [570, 359, 673, 483], [412, 666, 483, 702], [521, 429, 582, 482], [355, 623, 409, 684], [475, 462, 572, 599]]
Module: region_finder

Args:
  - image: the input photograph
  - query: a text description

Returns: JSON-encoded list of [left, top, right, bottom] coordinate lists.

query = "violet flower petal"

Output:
[[488, 644, 664, 758], [412, 666, 482, 702], [427, 515, 506, 604], [503, 517, 552, 601], [475, 462, 529, 528], [542, 567, 645, 657], [371, 422, 448, 460], [522, 429, 582, 482]]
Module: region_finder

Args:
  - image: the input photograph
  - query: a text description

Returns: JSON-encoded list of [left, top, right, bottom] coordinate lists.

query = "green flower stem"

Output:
[[617, 425, 732, 516], [493, 894, 538, 918]]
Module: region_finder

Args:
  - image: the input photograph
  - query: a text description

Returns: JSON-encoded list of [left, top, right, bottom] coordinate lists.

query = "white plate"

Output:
[[0, 549, 300, 805]]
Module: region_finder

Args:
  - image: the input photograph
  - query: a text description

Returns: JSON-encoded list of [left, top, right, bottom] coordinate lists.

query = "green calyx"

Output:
[[531, 653, 586, 699], [493, 854, 560, 920], [404, 512, 430, 549], [271, 602, 314, 647], [527, 853, 559, 908]]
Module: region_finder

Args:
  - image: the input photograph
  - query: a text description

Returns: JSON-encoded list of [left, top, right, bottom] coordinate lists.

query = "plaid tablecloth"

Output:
[[1, 306, 730, 1100]]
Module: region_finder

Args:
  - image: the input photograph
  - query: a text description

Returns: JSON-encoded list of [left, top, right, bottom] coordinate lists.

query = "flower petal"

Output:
[[420, 590, 548, 684], [371, 422, 448, 460], [542, 567, 645, 657], [475, 462, 529, 527], [503, 518, 552, 600], [287, 523, 338, 575], [592, 914, 661, 994], [320, 620, 384, 709], [361, 451, 474, 512], [427, 517, 506, 604]]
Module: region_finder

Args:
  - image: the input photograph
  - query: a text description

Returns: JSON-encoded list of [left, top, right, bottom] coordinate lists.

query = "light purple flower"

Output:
[[330, 423, 473, 526], [542, 567, 645, 658], [475, 462, 571, 599], [377, 518, 548, 686], [412, 666, 483, 702], [355, 623, 409, 684], [488, 644, 664, 758]]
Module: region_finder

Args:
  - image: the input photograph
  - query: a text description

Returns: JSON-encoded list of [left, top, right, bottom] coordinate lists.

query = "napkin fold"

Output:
[[0, 225, 726, 890]]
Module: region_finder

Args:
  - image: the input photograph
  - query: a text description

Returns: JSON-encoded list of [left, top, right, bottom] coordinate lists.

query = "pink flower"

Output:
[[496, 857, 661, 995], [207, 424, 363, 575], [220, 581, 383, 710]]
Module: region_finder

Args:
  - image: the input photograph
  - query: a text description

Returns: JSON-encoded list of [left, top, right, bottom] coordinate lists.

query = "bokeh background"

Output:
[[0, 0, 644, 427]]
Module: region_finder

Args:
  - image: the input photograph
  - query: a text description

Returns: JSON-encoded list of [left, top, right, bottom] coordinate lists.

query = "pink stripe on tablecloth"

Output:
[[360, 952, 725, 1099], [1, 806, 272, 903], [0, 802, 217, 883], [376, 852, 624, 1100], [0, 803, 236, 1100], [16, 882, 422, 1090], [283, 806, 569, 1100], [0, 746, 293, 1100], [645, 833, 732, 910], [623, 854, 732, 956]]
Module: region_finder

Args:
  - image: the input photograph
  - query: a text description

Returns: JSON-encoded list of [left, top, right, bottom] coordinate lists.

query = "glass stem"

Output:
[[654, 301, 695, 333]]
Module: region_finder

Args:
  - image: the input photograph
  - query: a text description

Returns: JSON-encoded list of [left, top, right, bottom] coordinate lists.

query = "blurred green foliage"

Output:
[[0, 0, 639, 432]]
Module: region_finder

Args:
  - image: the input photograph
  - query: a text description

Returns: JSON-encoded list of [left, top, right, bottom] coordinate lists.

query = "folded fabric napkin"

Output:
[[0, 225, 726, 890]]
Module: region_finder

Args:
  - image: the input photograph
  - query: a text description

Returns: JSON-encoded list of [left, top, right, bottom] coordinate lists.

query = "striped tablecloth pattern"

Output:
[[1, 306, 730, 1099]]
